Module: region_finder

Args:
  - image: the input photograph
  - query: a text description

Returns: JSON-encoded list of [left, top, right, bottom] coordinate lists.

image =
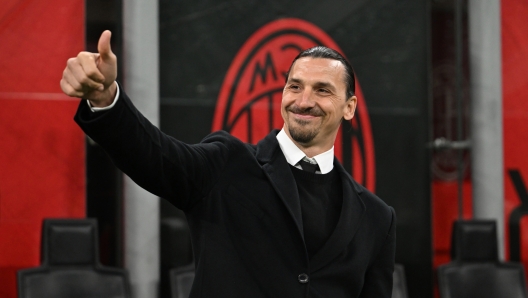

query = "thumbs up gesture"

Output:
[[61, 30, 117, 107]]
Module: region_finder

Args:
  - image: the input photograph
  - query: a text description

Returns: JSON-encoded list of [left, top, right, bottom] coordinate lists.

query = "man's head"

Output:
[[285, 46, 356, 99], [281, 46, 357, 154]]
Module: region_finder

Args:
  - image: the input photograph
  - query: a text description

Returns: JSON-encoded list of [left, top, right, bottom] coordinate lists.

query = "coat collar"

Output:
[[256, 130, 305, 239], [256, 130, 366, 269]]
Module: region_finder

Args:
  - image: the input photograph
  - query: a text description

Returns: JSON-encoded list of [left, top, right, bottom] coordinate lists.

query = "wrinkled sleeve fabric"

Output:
[[359, 206, 396, 298], [74, 84, 230, 212]]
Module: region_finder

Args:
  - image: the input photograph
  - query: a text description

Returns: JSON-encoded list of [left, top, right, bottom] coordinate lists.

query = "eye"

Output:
[[288, 84, 301, 91], [318, 88, 330, 94]]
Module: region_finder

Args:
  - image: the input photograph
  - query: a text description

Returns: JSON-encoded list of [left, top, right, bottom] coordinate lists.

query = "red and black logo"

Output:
[[213, 18, 376, 191]]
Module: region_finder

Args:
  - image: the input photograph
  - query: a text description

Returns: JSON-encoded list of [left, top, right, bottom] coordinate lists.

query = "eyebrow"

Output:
[[287, 78, 303, 84], [287, 78, 337, 91], [313, 81, 336, 91]]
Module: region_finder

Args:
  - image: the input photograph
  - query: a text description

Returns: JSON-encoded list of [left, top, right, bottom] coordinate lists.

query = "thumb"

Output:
[[97, 30, 114, 61]]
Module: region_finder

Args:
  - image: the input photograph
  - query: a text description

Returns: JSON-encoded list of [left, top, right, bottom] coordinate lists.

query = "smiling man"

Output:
[[62, 30, 396, 298], [281, 54, 356, 156]]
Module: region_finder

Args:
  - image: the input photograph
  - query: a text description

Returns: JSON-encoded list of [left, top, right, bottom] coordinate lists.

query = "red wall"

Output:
[[503, 0, 528, 266], [0, 0, 85, 297]]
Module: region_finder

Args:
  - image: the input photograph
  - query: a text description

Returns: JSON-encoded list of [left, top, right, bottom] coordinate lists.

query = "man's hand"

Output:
[[60, 30, 117, 107]]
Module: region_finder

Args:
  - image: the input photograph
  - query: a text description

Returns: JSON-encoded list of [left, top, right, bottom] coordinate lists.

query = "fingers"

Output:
[[95, 30, 117, 85], [62, 53, 105, 96], [61, 65, 84, 97], [60, 78, 83, 98], [76, 53, 105, 89], [97, 30, 115, 62], [61, 54, 104, 98]]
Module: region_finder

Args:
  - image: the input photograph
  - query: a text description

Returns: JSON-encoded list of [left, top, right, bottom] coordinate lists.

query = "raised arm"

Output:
[[61, 31, 231, 211]]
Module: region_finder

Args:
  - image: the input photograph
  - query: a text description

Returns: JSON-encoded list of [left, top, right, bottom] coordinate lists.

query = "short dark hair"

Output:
[[285, 46, 356, 99]]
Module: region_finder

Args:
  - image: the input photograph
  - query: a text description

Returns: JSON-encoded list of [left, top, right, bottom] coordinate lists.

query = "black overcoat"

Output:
[[75, 88, 396, 298]]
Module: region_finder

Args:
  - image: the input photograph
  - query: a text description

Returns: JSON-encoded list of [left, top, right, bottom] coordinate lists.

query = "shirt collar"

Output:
[[276, 129, 334, 174]]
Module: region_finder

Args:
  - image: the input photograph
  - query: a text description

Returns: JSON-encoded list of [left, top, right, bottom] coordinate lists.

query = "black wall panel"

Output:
[[159, 1, 431, 297], [86, 0, 124, 268]]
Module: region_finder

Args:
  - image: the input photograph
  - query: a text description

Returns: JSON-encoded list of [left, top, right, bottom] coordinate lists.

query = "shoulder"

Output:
[[354, 181, 386, 207], [199, 130, 257, 154], [353, 179, 395, 231], [200, 130, 237, 143]]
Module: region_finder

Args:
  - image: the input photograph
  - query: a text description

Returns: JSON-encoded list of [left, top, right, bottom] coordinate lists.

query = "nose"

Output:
[[295, 88, 315, 108]]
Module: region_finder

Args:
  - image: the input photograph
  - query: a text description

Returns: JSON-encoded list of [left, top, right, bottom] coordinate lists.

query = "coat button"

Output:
[[298, 273, 309, 284]]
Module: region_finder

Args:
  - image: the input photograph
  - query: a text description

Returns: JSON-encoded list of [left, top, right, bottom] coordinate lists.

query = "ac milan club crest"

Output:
[[213, 18, 376, 191]]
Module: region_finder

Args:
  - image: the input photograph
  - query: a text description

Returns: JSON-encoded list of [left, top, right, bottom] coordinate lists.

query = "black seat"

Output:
[[438, 220, 528, 298], [160, 217, 193, 298], [169, 263, 195, 298], [450, 220, 498, 262], [391, 264, 408, 298], [18, 218, 131, 298], [439, 262, 527, 298]]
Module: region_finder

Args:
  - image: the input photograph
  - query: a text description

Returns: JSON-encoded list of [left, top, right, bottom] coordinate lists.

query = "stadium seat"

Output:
[[18, 218, 131, 298], [438, 220, 528, 298], [392, 264, 409, 298], [169, 263, 195, 298]]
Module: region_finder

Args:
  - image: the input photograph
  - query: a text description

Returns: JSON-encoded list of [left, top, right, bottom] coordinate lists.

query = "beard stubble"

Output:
[[286, 105, 325, 144]]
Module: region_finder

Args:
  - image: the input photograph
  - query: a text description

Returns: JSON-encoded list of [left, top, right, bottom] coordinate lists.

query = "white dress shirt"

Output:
[[276, 129, 334, 174]]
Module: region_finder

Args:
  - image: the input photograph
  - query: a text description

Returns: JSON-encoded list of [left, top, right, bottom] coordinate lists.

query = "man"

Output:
[[62, 30, 396, 298]]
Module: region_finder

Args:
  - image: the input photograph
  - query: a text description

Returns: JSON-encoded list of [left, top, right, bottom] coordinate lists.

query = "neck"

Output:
[[295, 142, 332, 158], [284, 127, 335, 158]]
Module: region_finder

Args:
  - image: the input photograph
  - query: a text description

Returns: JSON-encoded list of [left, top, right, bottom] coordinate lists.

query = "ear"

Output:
[[343, 95, 357, 121]]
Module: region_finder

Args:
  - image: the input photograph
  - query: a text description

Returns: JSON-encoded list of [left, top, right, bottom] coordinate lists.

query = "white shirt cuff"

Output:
[[87, 81, 120, 112]]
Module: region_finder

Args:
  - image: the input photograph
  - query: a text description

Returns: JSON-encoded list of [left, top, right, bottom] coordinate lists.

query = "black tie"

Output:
[[299, 159, 320, 173]]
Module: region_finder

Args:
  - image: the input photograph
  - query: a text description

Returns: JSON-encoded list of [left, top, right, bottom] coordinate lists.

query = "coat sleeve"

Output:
[[359, 207, 396, 298], [74, 85, 231, 211]]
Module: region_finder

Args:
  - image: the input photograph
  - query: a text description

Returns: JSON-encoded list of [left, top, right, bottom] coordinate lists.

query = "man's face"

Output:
[[281, 57, 357, 149]]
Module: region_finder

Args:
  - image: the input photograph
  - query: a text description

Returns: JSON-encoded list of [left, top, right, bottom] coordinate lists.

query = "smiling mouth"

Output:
[[291, 112, 318, 120], [287, 106, 325, 119]]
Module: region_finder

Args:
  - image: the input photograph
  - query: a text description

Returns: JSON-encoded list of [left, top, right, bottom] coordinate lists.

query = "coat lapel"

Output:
[[256, 130, 305, 240], [309, 159, 366, 272]]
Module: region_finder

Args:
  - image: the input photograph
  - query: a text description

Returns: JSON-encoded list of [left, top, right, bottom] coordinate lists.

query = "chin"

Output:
[[288, 126, 318, 144]]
